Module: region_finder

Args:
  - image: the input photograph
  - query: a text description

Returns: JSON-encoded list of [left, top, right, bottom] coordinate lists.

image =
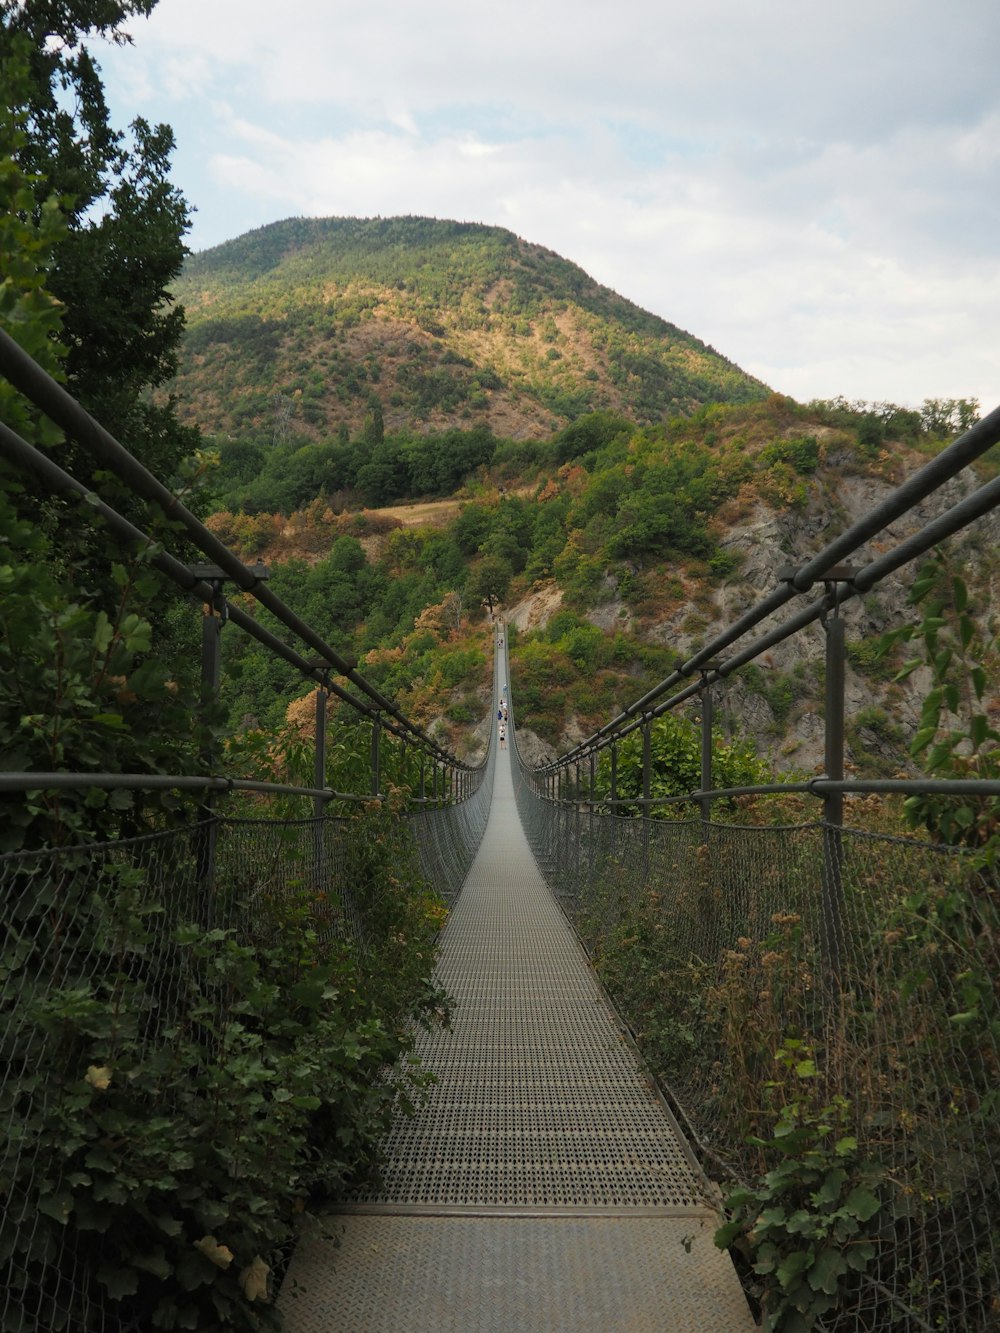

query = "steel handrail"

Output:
[[0, 771, 382, 803], [542, 777, 1000, 808], [542, 403, 1000, 769], [0, 328, 478, 769]]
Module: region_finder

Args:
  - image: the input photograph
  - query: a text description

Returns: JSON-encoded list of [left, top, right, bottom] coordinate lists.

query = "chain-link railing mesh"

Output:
[[1, 782, 490, 1333], [514, 772, 1000, 1332], [408, 745, 495, 906]]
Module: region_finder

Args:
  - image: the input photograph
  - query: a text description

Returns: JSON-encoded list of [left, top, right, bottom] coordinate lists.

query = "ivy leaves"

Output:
[[0, 483, 201, 851], [880, 551, 1000, 853], [7, 860, 442, 1330], [715, 1045, 882, 1332]]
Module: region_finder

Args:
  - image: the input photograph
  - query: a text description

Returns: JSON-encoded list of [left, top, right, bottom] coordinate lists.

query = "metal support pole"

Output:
[[574, 760, 582, 890], [557, 765, 567, 893], [186, 561, 268, 891], [420, 754, 426, 801], [313, 686, 328, 885], [588, 750, 596, 886], [370, 714, 381, 799], [641, 718, 652, 876], [700, 679, 714, 843], [196, 579, 225, 887], [606, 742, 619, 868], [821, 590, 848, 990]]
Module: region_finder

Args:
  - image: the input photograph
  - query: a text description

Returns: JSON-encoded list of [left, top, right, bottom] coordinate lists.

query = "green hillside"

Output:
[[171, 219, 992, 772], [205, 391, 998, 778], [170, 216, 770, 442]]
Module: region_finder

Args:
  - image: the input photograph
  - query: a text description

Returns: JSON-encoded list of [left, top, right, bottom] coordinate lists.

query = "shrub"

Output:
[[596, 712, 769, 814], [3, 808, 447, 1331]]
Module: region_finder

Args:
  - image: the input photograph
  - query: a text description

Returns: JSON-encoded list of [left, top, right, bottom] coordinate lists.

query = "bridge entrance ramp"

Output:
[[279, 703, 754, 1331]]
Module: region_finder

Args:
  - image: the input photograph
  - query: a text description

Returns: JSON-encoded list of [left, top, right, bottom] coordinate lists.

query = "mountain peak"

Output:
[[171, 215, 769, 441]]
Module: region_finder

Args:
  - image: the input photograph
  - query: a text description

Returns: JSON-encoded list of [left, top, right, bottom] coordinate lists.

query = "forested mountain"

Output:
[[164, 218, 992, 777], [170, 216, 769, 444]]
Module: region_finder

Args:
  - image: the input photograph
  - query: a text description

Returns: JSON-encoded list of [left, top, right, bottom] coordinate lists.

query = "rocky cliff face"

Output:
[[508, 452, 1000, 778]]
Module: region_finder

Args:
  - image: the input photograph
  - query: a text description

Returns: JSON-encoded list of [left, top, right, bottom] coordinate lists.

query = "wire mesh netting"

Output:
[[514, 773, 1000, 1332], [1, 776, 491, 1333]]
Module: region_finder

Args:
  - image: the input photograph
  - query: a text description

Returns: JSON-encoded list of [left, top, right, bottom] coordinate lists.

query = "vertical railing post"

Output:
[[187, 561, 268, 890], [196, 575, 225, 887], [700, 673, 715, 844], [574, 760, 582, 894], [558, 764, 567, 896], [588, 749, 596, 888], [822, 593, 848, 989], [778, 565, 855, 993], [370, 713, 381, 800], [313, 684, 328, 886], [641, 718, 652, 876], [608, 742, 618, 868], [420, 753, 426, 802]]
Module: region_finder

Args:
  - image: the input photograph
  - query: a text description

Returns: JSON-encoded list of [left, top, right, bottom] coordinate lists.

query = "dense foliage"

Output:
[[2, 0, 195, 480], [194, 386, 992, 760], [4, 805, 449, 1331], [208, 424, 501, 513], [0, 17, 452, 1333], [595, 712, 770, 814]]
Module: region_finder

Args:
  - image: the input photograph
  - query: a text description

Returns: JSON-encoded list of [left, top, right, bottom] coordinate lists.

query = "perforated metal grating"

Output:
[[279, 1216, 754, 1332], [279, 699, 754, 1328], [349, 738, 706, 1213]]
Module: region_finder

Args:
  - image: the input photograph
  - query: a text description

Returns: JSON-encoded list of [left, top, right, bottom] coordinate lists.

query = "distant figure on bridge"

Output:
[[498, 721, 507, 750]]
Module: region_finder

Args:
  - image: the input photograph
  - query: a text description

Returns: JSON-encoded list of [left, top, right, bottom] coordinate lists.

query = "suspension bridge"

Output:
[[277, 657, 753, 1331], [3, 327, 1000, 1331]]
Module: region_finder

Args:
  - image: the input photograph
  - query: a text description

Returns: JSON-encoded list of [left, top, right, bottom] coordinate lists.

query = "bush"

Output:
[[597, 712, 769, 814], [3, 808, 447, 1331]]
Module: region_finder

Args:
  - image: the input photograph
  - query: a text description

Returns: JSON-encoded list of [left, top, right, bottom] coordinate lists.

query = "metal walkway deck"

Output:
[[278, 702, 755, 1331]]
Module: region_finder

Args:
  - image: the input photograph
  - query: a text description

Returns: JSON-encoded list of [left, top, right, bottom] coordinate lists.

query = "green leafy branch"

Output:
[[880, 550, 1000, 855], [715, 1041, 882, 1332]]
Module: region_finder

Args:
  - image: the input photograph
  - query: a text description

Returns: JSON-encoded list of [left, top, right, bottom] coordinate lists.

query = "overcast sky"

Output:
[[96, 0, 999, 412]]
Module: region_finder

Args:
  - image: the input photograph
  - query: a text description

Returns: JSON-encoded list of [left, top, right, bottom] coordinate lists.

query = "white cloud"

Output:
[[92, 0, 1000, 409]]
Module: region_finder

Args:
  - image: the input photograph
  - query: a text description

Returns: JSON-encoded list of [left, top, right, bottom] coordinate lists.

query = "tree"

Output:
[[597, 712, 769, 815], [0, 32, 68, 440], [920, 398, 980, 439], [360, 396, 385, 448], [1, 0, 195, 481], [0, 9, 204, 850], [466, 555, 513, 617]]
